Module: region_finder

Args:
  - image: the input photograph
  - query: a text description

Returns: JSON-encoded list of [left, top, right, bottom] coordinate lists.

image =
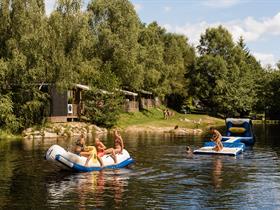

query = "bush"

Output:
[[84, 89, 122, 128], [0, 94, 21, 133], [19, 90, 50, 128]]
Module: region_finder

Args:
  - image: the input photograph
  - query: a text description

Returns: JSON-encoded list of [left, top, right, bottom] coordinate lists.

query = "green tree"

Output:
[[0, 0, 49, 131], [198, 25, 234, 61], [138, 22, 165, 95], [46, 0, 91, 89], [87, 0, 144, 90], [193, 26, 263, 116], [83, 68, 122, 127], [0, 0, 11, 58]]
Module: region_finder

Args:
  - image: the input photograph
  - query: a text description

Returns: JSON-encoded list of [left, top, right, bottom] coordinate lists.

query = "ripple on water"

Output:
[[1, 126, 280, 209]]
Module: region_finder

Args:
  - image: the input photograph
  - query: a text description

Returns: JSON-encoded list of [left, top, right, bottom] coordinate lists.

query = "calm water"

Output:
[[0, 125, 280, 209]]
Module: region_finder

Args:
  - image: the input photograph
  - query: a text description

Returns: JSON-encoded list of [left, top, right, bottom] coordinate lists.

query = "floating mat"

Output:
[[193, 142, 245, 156], [193, 146, 243, 156]]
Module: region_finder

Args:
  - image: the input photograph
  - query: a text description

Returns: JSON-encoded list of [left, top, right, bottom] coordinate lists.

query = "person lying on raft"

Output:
[[210, 127, 223, 152], [74, 134, 92, 166], [104, 130, 124, 164], [95, 137, 106, 167]]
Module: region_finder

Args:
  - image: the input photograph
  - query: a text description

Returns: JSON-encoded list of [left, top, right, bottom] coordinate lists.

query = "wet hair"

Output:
[[76, 134, 85, 146], [174, 125, 179, 129], [210, 127, 215, 130], [75, 140, 81, 146]]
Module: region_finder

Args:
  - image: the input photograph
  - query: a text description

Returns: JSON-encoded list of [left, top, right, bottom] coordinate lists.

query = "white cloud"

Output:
[[163, 12, 280, 66], [163, 24, 172, 31], [133, 3, 143, 12], [253, 52, 277, 68], [202, 0, 241, 8], [167, 12, 280, 43], [163, 6, 171, 12], [45, 0, 56, 16]]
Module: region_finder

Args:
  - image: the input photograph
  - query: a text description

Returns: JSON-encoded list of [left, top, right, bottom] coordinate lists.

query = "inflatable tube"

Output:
[[45, 145, 134, 172], [225, 118, 255, 146]]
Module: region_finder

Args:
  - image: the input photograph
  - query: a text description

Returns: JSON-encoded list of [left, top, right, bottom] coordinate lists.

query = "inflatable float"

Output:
[[194, 118, 255, 156], [45, 145, 134, 172], [225, 118, 255, 146], [193, 139, 245, 156]]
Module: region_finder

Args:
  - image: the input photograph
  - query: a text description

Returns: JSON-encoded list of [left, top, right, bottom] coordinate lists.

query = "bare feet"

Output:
[[213, 146, 222, 152]]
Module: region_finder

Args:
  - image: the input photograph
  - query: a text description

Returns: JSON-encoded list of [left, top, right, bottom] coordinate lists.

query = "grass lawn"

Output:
[[116, 107, 224, 129]]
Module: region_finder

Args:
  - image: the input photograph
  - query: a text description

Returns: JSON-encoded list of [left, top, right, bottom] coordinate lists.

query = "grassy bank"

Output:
[[116, 107, 224, 130]]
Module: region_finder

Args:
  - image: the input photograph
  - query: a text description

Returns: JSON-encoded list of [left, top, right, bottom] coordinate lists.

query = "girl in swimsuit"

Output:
[[113, 130, 124, 154], [95, 137, 106, 167], [104, 130, 124, 164]]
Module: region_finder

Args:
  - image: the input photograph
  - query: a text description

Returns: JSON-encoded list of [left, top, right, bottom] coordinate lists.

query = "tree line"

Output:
[[0, 0, 279, 131]]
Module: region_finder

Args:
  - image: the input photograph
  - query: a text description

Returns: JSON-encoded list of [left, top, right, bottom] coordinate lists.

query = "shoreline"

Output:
[[123, 125, 204, 135], [12, 110, 226, 140], [21, 122, 206, 140], [26, 110, 224, 139]]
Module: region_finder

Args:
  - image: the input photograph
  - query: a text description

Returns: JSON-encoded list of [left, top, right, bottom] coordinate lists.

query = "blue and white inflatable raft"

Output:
[[225, 118, 255, 146], [45, 145, 134, 172], [193, 138, 245, 156], [194, 118, 255, 156]]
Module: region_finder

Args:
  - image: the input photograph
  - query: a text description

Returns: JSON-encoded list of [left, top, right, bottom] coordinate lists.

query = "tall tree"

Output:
[[193, 26, 263, 116], [138, 22, 165, 94], [87, 0, 144, 90], [46, 0, 91, 89]]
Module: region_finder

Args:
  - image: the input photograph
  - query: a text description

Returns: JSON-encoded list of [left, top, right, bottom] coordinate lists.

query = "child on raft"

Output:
[[209, 127, 223, 152], [95, 137, 106, 167], [103, 130, 124, 164], [74, 134, 93, 166]]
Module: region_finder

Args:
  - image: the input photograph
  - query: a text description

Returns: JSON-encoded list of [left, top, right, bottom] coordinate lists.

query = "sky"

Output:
[[45, 0, 280, 67]]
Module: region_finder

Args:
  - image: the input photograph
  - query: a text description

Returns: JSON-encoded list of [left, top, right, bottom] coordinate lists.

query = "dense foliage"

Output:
[[190, 27, 264, 117], [0, 0, 278, 131]]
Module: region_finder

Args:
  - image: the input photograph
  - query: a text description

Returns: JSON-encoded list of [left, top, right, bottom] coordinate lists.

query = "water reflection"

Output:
[[212, 157, 223, 188], [46, 169, 129, 209], [1, 125, 280, 209]]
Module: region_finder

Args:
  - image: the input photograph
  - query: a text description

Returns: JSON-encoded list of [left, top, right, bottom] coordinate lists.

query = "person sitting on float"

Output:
[[95, 137, 107, 167], [103, 130, 124, 164], [74, 134, 93, 166]]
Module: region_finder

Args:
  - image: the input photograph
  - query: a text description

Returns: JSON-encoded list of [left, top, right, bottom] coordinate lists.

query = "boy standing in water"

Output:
[[210, 127, 223, 152]]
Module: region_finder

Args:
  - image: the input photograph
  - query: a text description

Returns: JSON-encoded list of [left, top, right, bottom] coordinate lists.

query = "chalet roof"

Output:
[[75, 84, 90, 90], [119, 89, 138, 96], [140, 90, 153, 95]]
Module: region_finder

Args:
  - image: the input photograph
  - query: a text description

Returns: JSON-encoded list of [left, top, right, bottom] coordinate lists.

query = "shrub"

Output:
[[83, 89, 123, 128]]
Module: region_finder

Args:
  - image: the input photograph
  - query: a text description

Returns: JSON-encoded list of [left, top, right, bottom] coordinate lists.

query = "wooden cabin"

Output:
[[121, 90, 139, 112], [48, 84, 89, 122], [139, 90, 156, 110]]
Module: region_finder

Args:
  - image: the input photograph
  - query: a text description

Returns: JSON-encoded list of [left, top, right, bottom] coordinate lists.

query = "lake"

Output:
[[0, 124, 280, 209]]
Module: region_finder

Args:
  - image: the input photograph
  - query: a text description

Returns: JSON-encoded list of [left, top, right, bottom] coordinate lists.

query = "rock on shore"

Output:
[[22, 122, 107, 139]]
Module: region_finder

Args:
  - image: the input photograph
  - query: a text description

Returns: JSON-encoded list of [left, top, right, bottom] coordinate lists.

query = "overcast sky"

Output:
[[45, 0, 280, 67]]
